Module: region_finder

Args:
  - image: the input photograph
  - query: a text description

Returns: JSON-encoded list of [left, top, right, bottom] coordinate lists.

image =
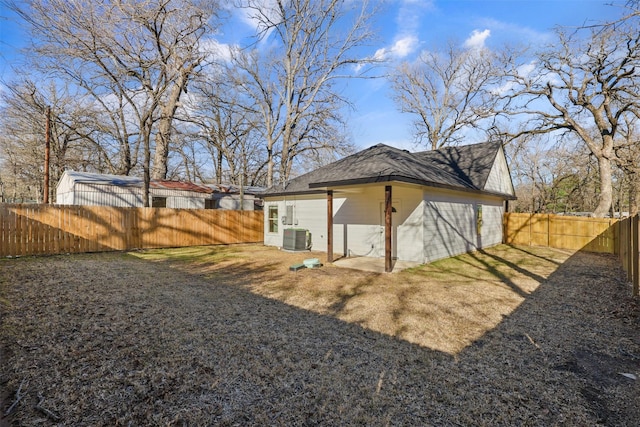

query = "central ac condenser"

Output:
[[283, 228, 311, 251]]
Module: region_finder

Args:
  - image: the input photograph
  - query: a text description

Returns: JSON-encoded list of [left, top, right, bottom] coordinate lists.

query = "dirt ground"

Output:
[[0, 244, 639, 426]]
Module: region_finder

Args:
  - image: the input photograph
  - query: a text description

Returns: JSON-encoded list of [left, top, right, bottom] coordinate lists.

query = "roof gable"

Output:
[[413, 142, 501, 190]]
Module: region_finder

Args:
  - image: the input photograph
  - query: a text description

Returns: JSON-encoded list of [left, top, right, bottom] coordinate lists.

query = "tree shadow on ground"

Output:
[[0, 248, 638, 425]]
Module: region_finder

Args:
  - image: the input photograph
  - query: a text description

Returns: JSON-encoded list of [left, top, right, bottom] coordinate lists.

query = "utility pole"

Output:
[[43, 106, 51, 204]]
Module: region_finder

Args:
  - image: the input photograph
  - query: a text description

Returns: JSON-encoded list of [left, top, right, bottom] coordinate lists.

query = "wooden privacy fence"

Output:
[[616, 215, 640, 296], [0, 204, 263, 257], [504, 212, 639, 296], [503, 213, 618, 253]]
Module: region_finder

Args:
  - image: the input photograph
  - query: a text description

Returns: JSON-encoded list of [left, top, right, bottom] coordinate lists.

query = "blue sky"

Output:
[[340, 0, 626, 150], [0, 0, 626, 151]]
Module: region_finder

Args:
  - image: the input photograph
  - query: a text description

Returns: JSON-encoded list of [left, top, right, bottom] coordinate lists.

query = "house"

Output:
[[56, 171, 147, 207], [56, 171, 262, 210], [262, 141, 516, 271], [205, 183, 265, 211]]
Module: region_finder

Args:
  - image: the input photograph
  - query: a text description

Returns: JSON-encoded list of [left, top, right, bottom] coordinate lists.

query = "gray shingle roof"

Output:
[[265, 141, 513, 198]]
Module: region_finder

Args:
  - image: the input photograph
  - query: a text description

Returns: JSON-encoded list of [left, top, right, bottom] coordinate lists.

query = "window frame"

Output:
[[268, 205, 279, 233]]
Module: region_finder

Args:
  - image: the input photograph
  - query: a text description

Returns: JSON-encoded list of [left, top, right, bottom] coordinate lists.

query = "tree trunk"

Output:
[[152, 128, 170, 180], [593, 155, 613, 217], [143, 122, 152, 207], [266, 140, 274, 188], [152, 90, 181, 180]]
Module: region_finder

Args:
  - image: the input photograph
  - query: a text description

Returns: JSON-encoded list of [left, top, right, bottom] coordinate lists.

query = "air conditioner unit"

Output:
[[283, 228, 311, 251]]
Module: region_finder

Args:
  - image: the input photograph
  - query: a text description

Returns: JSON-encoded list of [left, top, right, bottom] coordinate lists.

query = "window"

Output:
[[284, 205, 294, 225], [205, 199, 216, 210], [268, 205, 278, 233], [152, 197, 167, 208]]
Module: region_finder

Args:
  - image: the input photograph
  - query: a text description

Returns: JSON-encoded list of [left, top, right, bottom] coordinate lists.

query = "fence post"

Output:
[[634, 215, 639, 297], [627, 218, 633, 282]]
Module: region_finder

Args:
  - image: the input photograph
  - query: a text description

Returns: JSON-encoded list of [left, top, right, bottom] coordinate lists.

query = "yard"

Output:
[[1, 244, 639, 425]]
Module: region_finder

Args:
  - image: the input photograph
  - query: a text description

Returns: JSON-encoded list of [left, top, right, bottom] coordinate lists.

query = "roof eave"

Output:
[[262, 189, 328, 198], [308, 175, 477, 193], [273, 175, 517, 200]]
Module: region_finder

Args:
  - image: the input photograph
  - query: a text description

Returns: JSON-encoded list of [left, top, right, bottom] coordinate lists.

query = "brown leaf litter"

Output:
[[0, 244, 638, 425]]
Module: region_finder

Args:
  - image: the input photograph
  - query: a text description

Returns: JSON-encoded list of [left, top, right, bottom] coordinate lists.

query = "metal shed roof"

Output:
[[151, 180, 213, 194], [64, 171, 143, 187]]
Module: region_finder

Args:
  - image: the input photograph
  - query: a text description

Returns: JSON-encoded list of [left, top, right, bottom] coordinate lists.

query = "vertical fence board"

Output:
[[0, 205, 4, 255], [505, 212, 640, 296], [0, 204, 264, 257], [633, 215, 639, 297], [505, 213, 619, 253]]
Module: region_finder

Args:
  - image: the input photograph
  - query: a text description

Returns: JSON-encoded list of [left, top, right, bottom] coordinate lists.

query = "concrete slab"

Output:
[[331, 257, 421, 273]]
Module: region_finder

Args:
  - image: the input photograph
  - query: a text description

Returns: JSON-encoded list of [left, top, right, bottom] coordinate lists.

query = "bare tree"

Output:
[[234, 0, 377, 187], [9, 0, 219, 205], [508, 136, 598, 213], [180, 65, 269, 186], [390, 40, 503, 150], [500, 23, 640, 217], [615, 117, 640, 215], [0, 80, 97, 202]]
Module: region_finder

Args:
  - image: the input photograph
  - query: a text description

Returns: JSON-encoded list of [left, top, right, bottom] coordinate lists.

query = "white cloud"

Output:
[[200, 38, 233, 63], [362, 0, 432, 68], [354, 34, 419, 73], [391, 36, 419, 58], [373, 35, 419, 61], [463, 29, 491, 50]]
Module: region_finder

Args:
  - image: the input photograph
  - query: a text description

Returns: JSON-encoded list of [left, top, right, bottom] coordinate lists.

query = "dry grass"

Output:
[[1, 244, 639, 426]]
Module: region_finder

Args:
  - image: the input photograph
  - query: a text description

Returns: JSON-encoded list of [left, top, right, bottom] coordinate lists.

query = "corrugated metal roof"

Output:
[[150, 180, 213, 194], [205, 184, 266, 195], [63, 171, 264, 195], [65, 171, 143, 187]]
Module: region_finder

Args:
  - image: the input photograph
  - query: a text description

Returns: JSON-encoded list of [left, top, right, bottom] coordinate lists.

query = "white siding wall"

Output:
[[217, 195, 255, 211], [397, 198, 425, 262], [264, 185, 504, 264], [334, 186, 384, 258], [56, 173, 72, 193], [165, 197, 205, 209], [71, 183, 143, 207], [55, 173, 74, 204], [263, 196, 336, 251], [484, 146, 515, 196], [56, 191, 74, 205], [480, 202, 504, 247], [422, 188, 504, 263], [263, 184, 424, 262]]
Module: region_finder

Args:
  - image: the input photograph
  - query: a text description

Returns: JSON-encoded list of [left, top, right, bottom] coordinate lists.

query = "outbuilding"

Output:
[[55, 171, 261, 210], [262, 141, 516, 271]]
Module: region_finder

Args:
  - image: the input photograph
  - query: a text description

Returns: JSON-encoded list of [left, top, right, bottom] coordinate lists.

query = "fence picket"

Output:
[[0, 204, 263, 257], [506, 212, 639, 297], [633, 216, 639, 297]]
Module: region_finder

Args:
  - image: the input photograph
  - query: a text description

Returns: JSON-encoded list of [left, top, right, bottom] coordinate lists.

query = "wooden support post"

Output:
[[633, 215, 639, 296], [327, 190, 333, 263], [385, 185, 392, 273]]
